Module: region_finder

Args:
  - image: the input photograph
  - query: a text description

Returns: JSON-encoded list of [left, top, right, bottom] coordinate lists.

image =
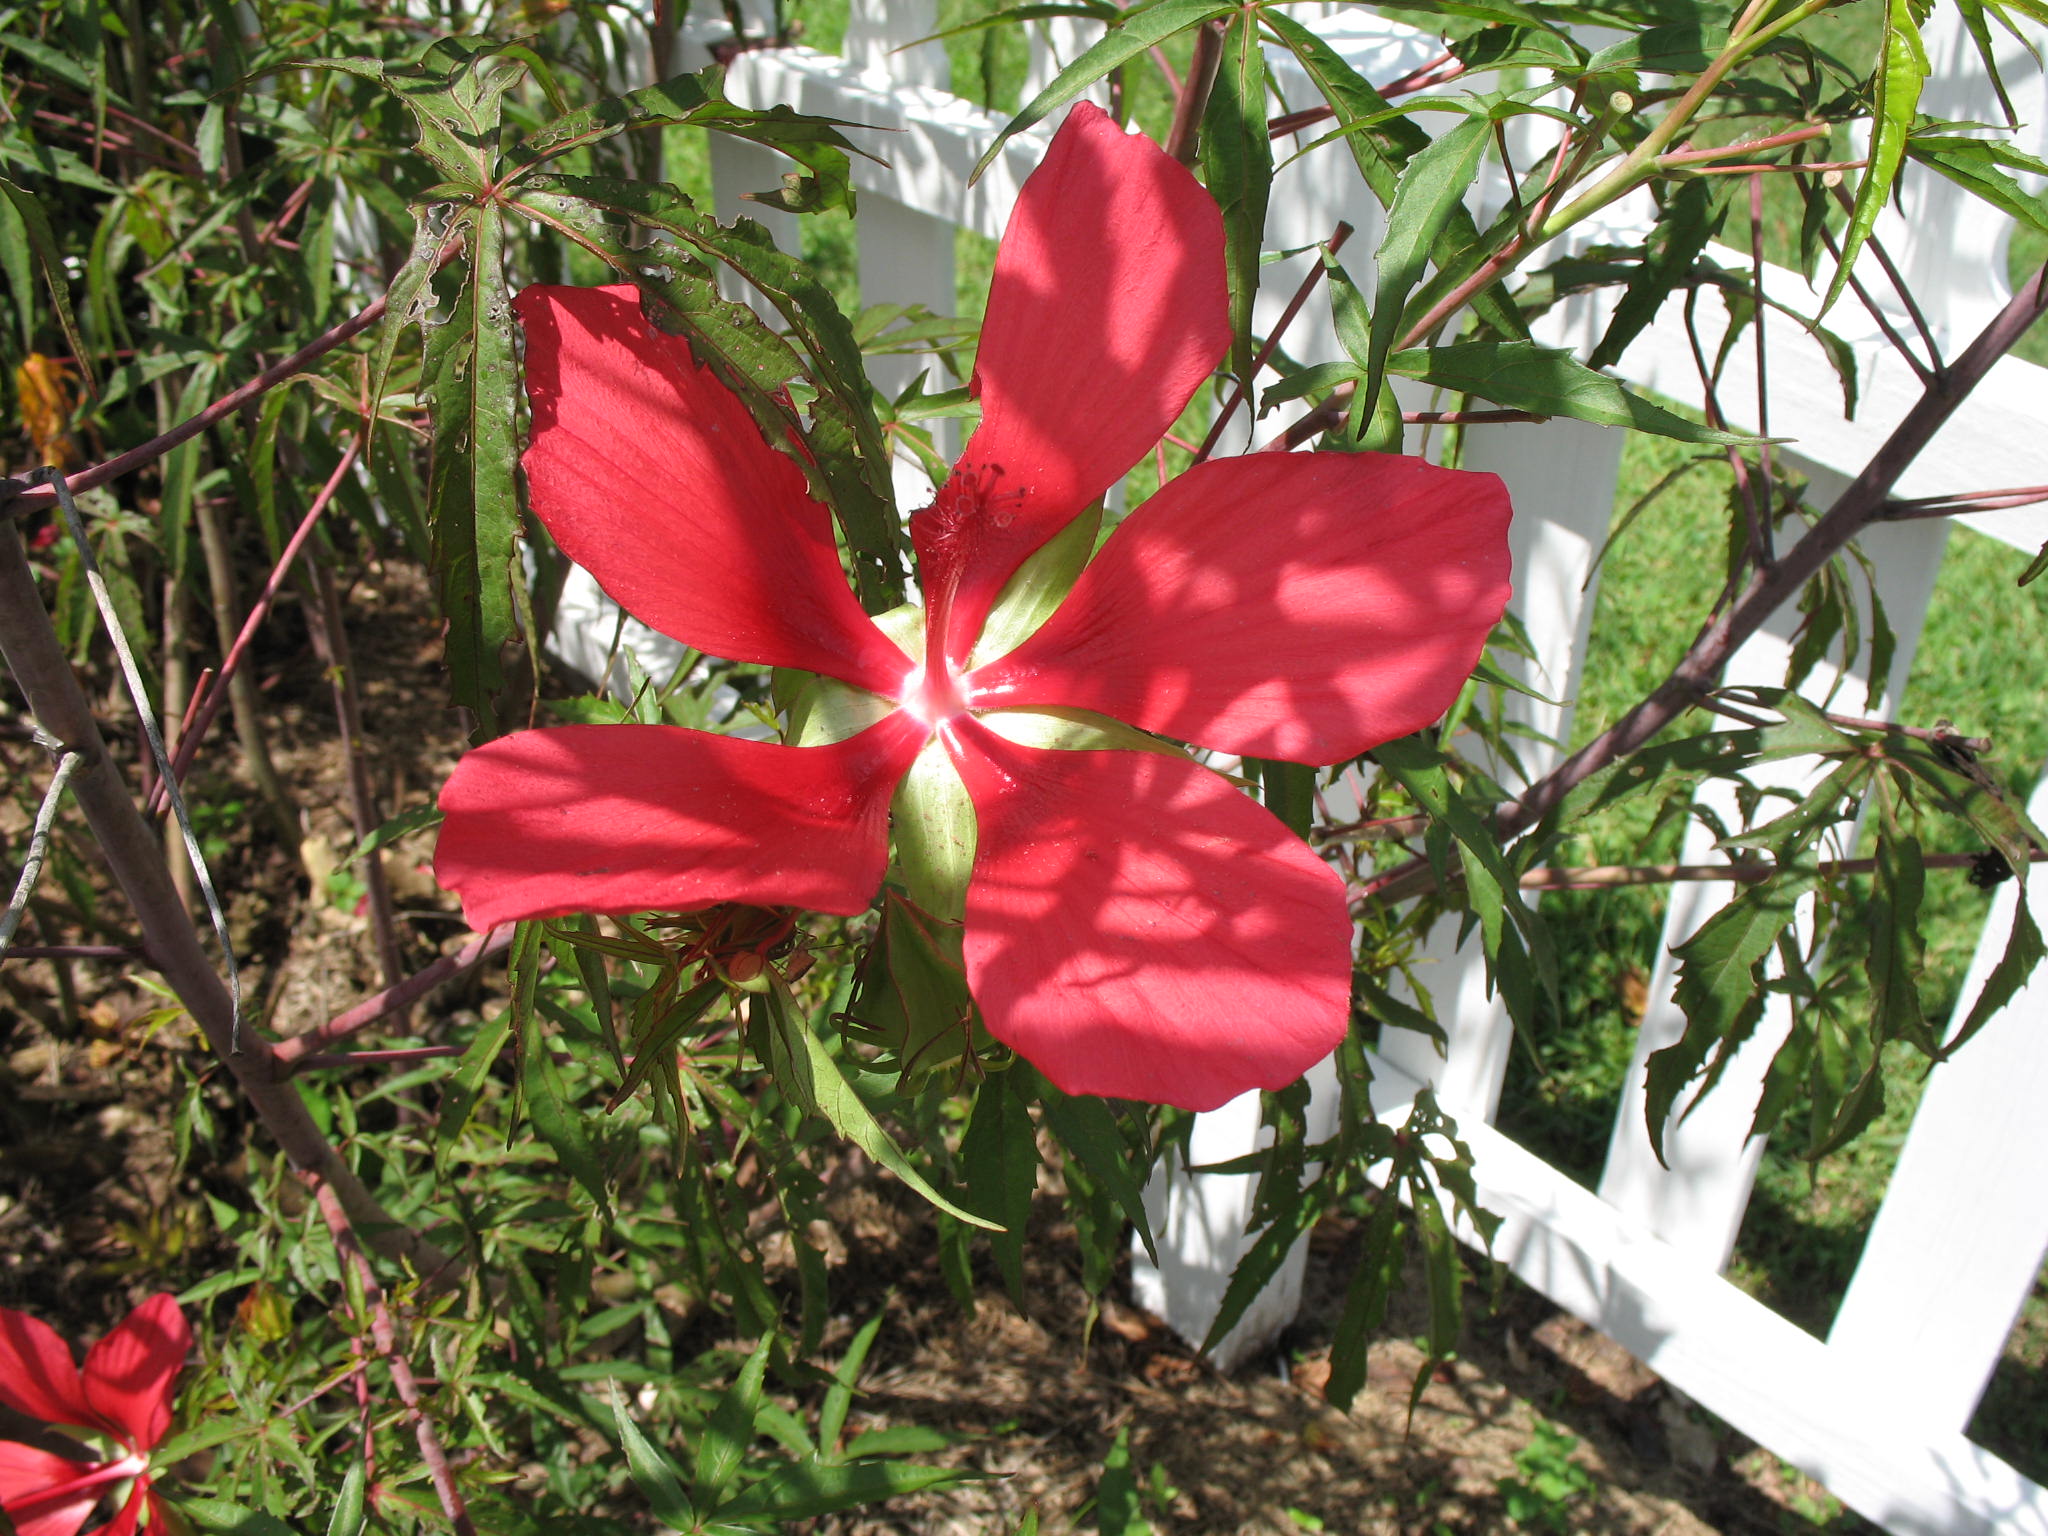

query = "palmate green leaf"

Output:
[[1646, 866, 1818, 1164], [693, 1335, 771, 1511], [1373, 732, 1557, 1031], [1199, 1176, 1324, 1355], [608, 1383, 698, 1532], [760, 976, 997, 1229], [969, 0, 1239, 182], [819, 1314, 886, 1459], [422, 205, 521, 735], [321, 35, 529, 192], [1324, 1192, 1404, 1409], [324, 1461, 367, 1536], [1581, 21, 1729, 73], [368, 206, 454, 448], [1035, 1076, 1157, 1262], [1366, 113, 1490, 418], [1201, 10, 1271, 390], [436, 1007, 514, 1154], [1953, 0, 2024, 125], [1550, 705, 1850, 833], [1385, 340, 1765, 445], [1262, 11, 1526, 341], [516, 174, 905, 608], [1454, 25, 1585, 72], [513, 69, 867, 216], [170, 1499, 301, 1536], [1907, 131, 2048, 237], [520, 998, 615, 1222], [1945, 889, 2045, 1057], [1590, 178, 1729, 371], [1865, 825, 1933, 1053], [960, 1071, 1036, 1303], [1823, 0, 1928, 315]]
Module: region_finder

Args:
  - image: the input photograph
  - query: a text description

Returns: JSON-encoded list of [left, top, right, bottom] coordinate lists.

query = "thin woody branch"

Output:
[[308, 1175, 479, 1536], [276, 926, 514, 1070], [1515, 848, 2043, 892], [1361, 260, 2048, 908], [0, 517, 453, 1280]]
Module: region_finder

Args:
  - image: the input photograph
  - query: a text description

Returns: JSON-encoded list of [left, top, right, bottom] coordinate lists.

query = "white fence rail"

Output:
[[631, 6, 2048, 1531]]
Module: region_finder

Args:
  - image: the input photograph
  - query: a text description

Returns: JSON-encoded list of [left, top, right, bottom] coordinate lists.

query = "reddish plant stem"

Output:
[[1881, 483, 2048, 520], [276, 926, 513, 1070], [1403, 409, 1545, 425], [308, 1176, 478, 1536], [294, 1045, 465, 1073], [1267, 54, 1466, 139], [1747, 172, 1777, 564], [1515, 848, 2040, 892], [1164, 19, 1225, 165], [1816, 208, 1937, 382], [1, 237, 460, 517], [0, 518, 451, 1278], [1688, 159, 1863, 175], [1660, 123, 1830, 163], [149, 438, 363, 815], [1, 944, 142, 961], [1828, 183, 1946, 369], [1194, 221, 1354, 463], [256, 177, 318, 250], [1360, 261, 2048, 907], [1261, 123, 1591, 452], [1380, 51, 1464, 98]]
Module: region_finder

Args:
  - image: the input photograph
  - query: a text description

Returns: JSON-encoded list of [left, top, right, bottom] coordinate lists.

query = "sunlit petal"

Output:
[[516, 284, 911, 695], [0, 1308, 94, 1432], [437, 713, 927, 928], [970, 453, 1513, 764], [914, 103, 1229, 666], [948, 720, 1353, 1110], [81, 1295, 188, 1452]]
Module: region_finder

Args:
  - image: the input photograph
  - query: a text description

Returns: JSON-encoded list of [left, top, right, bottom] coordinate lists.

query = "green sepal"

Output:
[[967, 505, 1100, 670], [891, 738, 977, 923]]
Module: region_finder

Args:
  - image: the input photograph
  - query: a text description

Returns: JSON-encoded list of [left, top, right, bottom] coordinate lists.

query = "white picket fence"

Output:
[[616, 5, 2048, 1531]]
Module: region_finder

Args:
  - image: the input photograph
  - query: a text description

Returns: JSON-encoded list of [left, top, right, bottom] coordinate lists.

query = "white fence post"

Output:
[[1825, 758, 2048, 1431]]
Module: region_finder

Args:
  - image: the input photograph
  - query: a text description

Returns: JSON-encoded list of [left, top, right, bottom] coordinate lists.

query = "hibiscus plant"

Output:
[[1, 0, 2044, 1529]]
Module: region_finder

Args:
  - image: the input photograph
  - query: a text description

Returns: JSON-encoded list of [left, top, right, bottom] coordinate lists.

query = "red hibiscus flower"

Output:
[[436, 102, 1512, 1110], [0, 1294, 190, 1536]]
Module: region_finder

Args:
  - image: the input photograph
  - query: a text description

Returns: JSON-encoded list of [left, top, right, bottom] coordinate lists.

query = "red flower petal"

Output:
[[81, 1295, 188, 1451], [436, 713, 926, 928], [0, 1308, 94, 1430], [0, 1443, 100, 1536], [947, 720, 1352, 1111], [96, 1485, 145, 1536], [915, 102, 1229, 666], [969, 453, 1513, 764], [516, 284, 911, 696]]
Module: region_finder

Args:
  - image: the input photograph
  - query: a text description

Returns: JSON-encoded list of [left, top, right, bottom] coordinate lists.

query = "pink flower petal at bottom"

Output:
[[0, 1309, 95, 1432], [82, 1294, 189, 1451], [436, 713, 928, 931], [0, 1442, 101, 1536], [947, 719, 1354, 1111]]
